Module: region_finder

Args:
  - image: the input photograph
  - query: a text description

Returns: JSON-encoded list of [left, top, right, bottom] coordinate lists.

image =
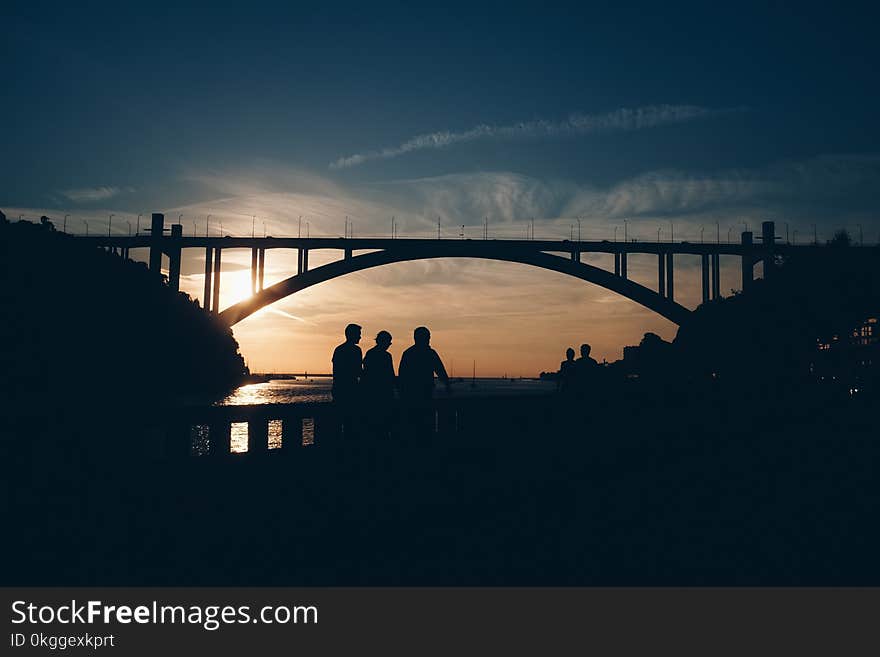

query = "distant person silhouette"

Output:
[[398, 326, 450, 401], [332, 323, 363, 438], [557, 347, 577, 394], [575, 343, 599, 394], [362, 330, 396, 439]]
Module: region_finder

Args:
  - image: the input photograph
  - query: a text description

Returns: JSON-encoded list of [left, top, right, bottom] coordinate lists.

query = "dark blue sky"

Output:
[[3, 0, 879, 227]]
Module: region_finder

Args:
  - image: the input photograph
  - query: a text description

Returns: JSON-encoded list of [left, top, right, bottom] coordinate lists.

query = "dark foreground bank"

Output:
[[4, 378, 878, 586]]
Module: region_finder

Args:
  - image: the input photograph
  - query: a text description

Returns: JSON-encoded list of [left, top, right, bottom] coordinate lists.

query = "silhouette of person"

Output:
[[398, 326, 450, 401], [332, 323, 363, 438], [398, 326, 450, 439], [557, 347, 577, 393], [362, 330, 396, 439], [362, 330, 395, 399], [575, 343, 598, 394]]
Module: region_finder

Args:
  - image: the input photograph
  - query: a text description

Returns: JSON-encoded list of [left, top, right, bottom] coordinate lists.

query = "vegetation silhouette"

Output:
[[0, 214, 248, 429]]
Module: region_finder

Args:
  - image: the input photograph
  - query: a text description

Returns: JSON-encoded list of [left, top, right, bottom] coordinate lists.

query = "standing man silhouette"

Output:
[[332, 323, 363, 438], [398, 326, 449, 440], [362, 330, 396, 439], [575, 342, 598, 396]]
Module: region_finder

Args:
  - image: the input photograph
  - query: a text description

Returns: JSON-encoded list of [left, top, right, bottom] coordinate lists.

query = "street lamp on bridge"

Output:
[[127, 220, 132, 236], [206, 215, 212, 237], [624, 219, 628, 242], [64, 214, 69, 233], [83, 219, 89, 236], [252, 215, 256, 238], [108, 214, 114, 236], [136, 214, 142, 236]]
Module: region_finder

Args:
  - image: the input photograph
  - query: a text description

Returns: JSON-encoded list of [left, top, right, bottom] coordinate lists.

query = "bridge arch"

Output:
[[218, 245, 692, 327]]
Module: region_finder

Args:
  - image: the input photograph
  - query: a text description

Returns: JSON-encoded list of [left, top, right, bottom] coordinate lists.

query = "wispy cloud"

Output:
[[60, 186, 132, 202], [330, 105, 729, 169]]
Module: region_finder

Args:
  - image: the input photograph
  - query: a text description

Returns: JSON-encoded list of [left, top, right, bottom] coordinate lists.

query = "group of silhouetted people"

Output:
[[556, 343, 599, 396], [331, 323, 450, 440]]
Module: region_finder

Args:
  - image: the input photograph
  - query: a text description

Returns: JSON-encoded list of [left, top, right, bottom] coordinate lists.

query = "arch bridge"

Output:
[[84, 214, 787, 327]]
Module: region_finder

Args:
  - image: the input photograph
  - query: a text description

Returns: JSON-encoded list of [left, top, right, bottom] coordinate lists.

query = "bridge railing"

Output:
[[161, 395, 555, 460]]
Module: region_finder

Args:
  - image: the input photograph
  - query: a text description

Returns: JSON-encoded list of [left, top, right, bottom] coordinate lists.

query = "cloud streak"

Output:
[[60, 186, 132, 202], [330, 105, 727, 169]]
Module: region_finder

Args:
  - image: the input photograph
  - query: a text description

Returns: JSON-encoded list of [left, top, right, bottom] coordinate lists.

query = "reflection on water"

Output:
[[268, 419, 283, 449], [231, 422, 248, 453], [206, 377, 552, 453], [217, 377, 553, 406]]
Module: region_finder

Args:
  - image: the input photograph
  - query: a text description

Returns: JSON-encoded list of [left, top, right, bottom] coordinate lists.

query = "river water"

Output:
[[216, 376, 555, 406], [212, 377, 555, 452]]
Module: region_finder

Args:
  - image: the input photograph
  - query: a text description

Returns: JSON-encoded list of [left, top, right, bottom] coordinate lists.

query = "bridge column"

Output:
[[302, 249, 309, 273], [297, 248, 304, 275], [658, 253, 666, 297], [258, 248, 265, 291], [203, 247, 213, 311], [250, 248, 258, 294], [168, 224, 183, 292], [570, 250, 580, 262], [212, 248, 222, 312], [741, 231, 754, 292], [148, 213, 164, 273], [762, 221, 776, 280], [701, 253, 709, 303], [614, 252, 621, 276], [620, 252, 628, 279], [712, 253, 721, 299], [665, 252, 674, 301], [345, 248, 353, 260]]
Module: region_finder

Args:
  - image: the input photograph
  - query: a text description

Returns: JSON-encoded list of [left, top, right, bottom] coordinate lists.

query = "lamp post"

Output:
[[83, 219, 89, 236], [136, 213, 142, 236], [657, 226, 662, 242], [624, 219, 628, 242], [700, 225, 704, 243], [128, 220, 132, 236], [298, 216, 302, 239], [577, 217, 581, 242], [614, 226, 618, 242], [108, 213, 114, 236], [207, 214, 212, 237], [670, 221, 674, 243], [728, 226, 733, 243], [193, 221, 197, 237], [64, 214, 70, 233], [784, 222, 790, 244], [715, 221, 720, 244]]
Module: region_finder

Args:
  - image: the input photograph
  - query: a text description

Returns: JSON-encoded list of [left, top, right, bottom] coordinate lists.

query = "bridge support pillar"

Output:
[[251, 248, 258, 294], [665, 252, 674, 301], [297, 249, 303, 275], [212, 248, 222, 312], [614, 252, 621, 276], [741, 231, 754, 292], [302, 249, 309, 273], [658, 253, 666, 297], [570, 250, 580, 262], [258, 248, 265, 291], [712, 253, 721, 299], [203, 247, 213, 311], [620, 252, 628, 279], [148, 213, 164, 273], [168, 224, 183, 292], [345, 248, 353, 260], [701, 254, 709, 303], [762, 221, 776, 280]]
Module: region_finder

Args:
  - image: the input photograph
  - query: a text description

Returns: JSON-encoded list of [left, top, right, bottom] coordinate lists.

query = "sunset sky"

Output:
[[3, 1, 879, 374]]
